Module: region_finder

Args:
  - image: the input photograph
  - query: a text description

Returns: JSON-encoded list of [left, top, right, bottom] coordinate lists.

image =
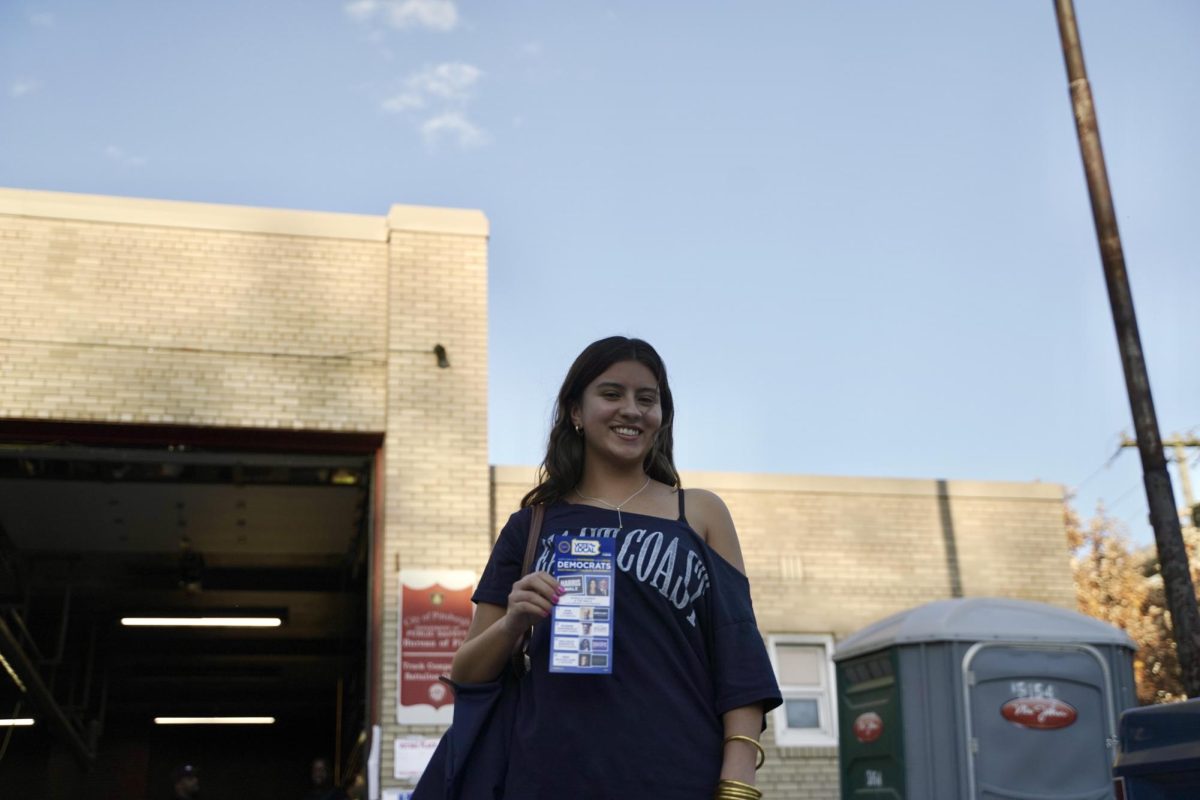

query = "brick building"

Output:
[[0, 187, 1072, 799]]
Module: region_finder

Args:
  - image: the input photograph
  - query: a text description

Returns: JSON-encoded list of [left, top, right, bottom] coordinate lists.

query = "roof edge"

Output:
[[386, 204, 489, 238], [0, 187, 480, 242]]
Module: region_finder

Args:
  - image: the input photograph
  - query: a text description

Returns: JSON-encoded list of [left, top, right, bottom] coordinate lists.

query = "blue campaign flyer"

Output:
[[548, 533, 615, 674]]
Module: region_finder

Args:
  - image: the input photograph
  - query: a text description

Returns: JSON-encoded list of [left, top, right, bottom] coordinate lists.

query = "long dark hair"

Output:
[[521, 336, 679, 507]]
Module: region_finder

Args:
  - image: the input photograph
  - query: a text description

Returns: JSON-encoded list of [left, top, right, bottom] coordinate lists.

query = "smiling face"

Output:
[[570, 360, 663, 470]]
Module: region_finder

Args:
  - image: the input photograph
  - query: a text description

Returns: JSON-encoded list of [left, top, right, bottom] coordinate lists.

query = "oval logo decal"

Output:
[[1001, 697, 1077, 730], [853, 712, 884, 743]]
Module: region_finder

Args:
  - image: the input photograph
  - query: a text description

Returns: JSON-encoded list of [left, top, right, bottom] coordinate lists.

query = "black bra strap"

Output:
[[677, 488, 687, 523]]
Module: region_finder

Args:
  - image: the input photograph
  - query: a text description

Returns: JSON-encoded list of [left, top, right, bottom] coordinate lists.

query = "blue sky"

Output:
[[3, 1, 1197, 545]]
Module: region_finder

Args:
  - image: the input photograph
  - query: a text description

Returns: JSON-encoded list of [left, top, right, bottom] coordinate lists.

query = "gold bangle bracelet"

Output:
[[723, 734, 766, 770], [714, 778, 763, 798], [719, 779, 760, 789], [713, 778, 763, 800]]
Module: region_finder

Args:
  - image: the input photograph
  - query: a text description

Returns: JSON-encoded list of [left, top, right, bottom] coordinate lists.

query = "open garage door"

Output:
[[0, 423, 379, 799]]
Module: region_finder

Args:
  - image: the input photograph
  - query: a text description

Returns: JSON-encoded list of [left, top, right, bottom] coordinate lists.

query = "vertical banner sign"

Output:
[[397, 570, 475, 724]]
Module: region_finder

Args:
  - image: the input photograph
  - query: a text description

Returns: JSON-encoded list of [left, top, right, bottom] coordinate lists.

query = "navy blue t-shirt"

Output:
[[472, 501, 782, 799]]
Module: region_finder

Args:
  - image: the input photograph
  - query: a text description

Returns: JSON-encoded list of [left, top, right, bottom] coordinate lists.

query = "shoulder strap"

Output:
[[677, 488, 687, 523], [511, 504, 545, 675], [521, 504, 544, 577]]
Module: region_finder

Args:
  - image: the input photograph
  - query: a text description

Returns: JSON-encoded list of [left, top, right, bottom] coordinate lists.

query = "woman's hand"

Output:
[[503, 570, 563, 634], [451, 572, 562, 683]]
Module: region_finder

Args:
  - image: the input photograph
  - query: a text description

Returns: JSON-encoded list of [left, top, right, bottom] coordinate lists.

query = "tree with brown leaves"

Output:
[[1066, 504, 1199, 704]]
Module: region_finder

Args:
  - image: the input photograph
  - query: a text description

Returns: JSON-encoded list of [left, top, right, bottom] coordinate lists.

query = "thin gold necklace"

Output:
[[574, 477, 652, 529]]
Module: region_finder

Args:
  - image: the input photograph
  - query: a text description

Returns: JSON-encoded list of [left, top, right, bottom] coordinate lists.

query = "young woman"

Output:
[[452, 336, 780, 799]]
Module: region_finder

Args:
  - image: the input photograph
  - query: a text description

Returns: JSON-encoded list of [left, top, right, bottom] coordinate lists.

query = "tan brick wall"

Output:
[[0, 188, 390, 430], [491, 466, 1072, 799], [0, 187, 492, 792], [379, 224, 491, 782]]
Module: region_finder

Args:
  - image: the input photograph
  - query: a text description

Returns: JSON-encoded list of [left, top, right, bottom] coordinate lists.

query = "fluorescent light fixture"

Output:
[[0, 718, 34, 727], [155, 716, 276, 725], [121, 617, 282, 628]]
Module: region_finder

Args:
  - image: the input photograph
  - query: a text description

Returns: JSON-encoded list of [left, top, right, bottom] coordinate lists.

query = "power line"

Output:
[[1067, 437, 1127, 498], [1121, 433, 1200, 513], [1120, 504, 1151, 532], [1106, 481, 1145, 512]]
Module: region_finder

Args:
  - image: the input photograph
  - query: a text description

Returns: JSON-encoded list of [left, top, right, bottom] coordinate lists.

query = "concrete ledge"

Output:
[[386, 204, 489, 238], [490, 465, 1064, 501], [0, 187, 476, 242]]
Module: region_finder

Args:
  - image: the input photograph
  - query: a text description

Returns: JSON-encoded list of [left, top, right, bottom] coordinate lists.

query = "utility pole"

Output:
[[1122, 436, 1200, 527], [1054, 0, 1200, 698], [1172, 439, 1196, 517], [1177, 443, 1197, 526]]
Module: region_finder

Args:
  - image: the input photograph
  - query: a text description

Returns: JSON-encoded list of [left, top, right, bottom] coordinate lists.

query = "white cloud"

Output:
[[9, 79, 42, 98], [346, 0, 458, 32], [381, 62, 481, 113], [421, 112, 487, 149], [409, 62, 480, 101], [380, 62, 488, 149], [104, 145, 147, 168]]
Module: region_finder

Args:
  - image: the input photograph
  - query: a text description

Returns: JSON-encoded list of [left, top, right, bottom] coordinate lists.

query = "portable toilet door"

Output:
[[963, 641, 1119, 800]]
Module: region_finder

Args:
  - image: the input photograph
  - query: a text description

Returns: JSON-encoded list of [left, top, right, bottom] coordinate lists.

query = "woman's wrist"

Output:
[[718, 762, 757, 785], [500, 608, 535, 639], [718, 746, 757, 785]]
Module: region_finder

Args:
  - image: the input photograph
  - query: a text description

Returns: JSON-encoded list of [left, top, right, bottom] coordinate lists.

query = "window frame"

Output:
[[767, 633, 839, 748]]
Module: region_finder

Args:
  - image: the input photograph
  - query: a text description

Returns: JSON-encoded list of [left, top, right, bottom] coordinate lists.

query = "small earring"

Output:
[[574, 424, 583, 435]]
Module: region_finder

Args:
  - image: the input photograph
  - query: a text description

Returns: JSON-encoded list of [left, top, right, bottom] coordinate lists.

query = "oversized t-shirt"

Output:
[[472, 501, 782, 799]]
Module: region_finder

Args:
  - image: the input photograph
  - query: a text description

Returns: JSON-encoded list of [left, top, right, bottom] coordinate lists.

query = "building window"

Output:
[[768, 634, 838, 747]]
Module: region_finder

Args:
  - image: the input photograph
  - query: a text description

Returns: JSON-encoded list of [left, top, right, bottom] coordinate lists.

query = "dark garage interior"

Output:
[[0, 423, 378, 799]]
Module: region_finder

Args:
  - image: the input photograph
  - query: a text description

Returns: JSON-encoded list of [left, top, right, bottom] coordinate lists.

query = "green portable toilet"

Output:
[[833, 598, 1137, 800]]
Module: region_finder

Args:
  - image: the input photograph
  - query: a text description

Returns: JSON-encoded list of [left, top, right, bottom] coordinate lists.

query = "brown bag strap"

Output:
[[521, 504, 544, 577], [510, 504, 545, 674]]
